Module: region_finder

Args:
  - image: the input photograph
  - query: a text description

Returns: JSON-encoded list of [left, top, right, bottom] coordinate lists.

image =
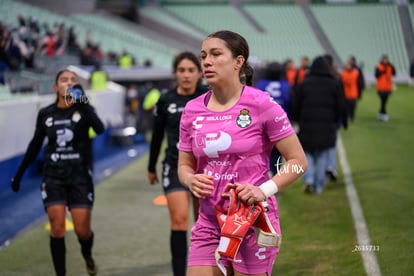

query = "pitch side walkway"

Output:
[[0, 143, 188, 275], [0, 142, 149, 248]]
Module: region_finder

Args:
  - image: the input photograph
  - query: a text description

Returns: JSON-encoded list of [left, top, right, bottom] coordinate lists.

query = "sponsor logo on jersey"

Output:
[[167, 103, 185, 114], [206, 115, 232, 121], [72, 111, 81, 122], [203, 131, 231, 158], [54, 119, 71, 125], [49, 152, 80, 162], [280, 124, 291, 133], [56, 128, 74, 147], [203, 169, 239, 182], [45, 117, 53, 127], [236, 109, 251, 128], [192, 116, 204, 129], [207, 160, 232, 167], [274, 114, 287, 122], [265, 81, 282, 98]]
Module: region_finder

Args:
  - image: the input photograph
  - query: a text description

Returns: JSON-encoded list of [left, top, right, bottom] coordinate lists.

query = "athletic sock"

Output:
[[50, 236, 66, 276], [78, 232, 94, 260], [170, 230, 187, 276]]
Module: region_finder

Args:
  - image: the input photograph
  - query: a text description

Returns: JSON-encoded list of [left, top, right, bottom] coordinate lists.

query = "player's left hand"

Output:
[[147, 172, 159, 185], [216, 186, 262, 259], [11, 176, 21, 192], [235, 183, 266, 205]]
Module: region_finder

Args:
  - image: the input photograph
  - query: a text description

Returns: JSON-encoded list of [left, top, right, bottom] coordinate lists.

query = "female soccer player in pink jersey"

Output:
[[178, 30, 307, 276]]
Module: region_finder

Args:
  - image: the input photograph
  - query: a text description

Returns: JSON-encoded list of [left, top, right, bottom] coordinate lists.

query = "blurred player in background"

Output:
[[147, 51, 207, 276], [11, 70, 104, 276]]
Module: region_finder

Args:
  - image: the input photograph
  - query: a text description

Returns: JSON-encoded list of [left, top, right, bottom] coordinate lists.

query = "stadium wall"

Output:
[[0, 88, 125, 193]]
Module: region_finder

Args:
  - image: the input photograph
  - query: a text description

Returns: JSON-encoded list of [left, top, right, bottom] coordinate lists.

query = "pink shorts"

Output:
[[188, 221, 279, 275]]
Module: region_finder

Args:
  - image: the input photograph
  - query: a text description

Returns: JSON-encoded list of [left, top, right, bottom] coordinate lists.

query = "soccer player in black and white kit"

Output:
[[147, 51, 207, 276], [11, 69, 104, 276]]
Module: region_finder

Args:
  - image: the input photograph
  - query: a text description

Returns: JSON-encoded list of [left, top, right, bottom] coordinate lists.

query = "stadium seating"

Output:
[[162, 2, 323, 65], [0, 0, 411, 78], [311, 3, 408, 76], [69, 13, 178, 62], [139, 6, 206, 40], [410, 4, 414, 25], [243, 3, 323, 63], [0, 0, 179, 68]]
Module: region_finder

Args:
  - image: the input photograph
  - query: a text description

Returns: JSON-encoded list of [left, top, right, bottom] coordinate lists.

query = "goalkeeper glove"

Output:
[[215, 186, 262, 259]]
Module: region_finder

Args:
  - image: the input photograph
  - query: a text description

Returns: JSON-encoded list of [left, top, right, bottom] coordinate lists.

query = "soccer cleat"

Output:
[[85, 257, 98, 276]]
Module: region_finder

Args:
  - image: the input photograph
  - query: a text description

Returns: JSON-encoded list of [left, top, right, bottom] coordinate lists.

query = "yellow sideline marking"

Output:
[[153, 195, 167, 206], [45, 218, 74, 231]]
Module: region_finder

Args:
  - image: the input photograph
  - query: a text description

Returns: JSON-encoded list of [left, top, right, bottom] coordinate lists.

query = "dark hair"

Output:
[[207, 30, 254, 85], [172, 51, 202, 73], [264, 62, 284, 80], [323, 54, 333, 66], [55, 69, 77, 85], [240, 63, 254, 86], [54, 69, 77, 102]]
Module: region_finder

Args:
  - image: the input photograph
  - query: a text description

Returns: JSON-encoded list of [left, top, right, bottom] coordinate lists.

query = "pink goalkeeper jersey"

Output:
[[179, 86, 294, 227]]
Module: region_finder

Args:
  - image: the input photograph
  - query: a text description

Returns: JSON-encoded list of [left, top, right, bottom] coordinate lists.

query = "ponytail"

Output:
[[240, 62, 254, 86]]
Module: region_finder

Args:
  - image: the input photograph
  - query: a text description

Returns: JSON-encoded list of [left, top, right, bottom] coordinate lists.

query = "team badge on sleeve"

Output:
[[236, 109, 251, 128]]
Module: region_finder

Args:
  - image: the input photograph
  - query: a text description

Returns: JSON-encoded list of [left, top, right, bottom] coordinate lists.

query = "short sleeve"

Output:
[[178, 107, 193, 152], [261, 96, 295, 142]]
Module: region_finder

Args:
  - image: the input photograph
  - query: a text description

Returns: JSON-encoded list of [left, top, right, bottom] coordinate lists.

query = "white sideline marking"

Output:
[[337, 135, 382, 276]]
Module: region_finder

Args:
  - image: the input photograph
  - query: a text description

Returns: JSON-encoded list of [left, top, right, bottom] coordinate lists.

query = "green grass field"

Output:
[[274, 84, 414, 275], [0, 84, 413, 276]]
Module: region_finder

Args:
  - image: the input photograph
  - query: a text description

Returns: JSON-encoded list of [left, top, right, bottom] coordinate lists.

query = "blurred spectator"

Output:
[[139, 84, 160, 134], [0, 31, 11, 83], [54, 24, 67, 56], [118, 50, 134, 69], [255, 61, 290, 115], [80, 43, 96, 66], [349, 55, 365, 99], [89, 62, 108, 91], [38, 31, 56, 57], [284, 58, 296, 86], [324, 53, 340, 80], [0, 46, 8, 84], [255, 61, 291, 176], [324, 53, 344, 182], [144, 58, 153, 67], [291, 56, 347, 194], [6, 30, 24, 71], [67, 26, 80, 54], [17, 14, 26, 28], [341, 60, 360, 122], [294, 56, 309, 86], [106, 51, 119, 65], [375, 54, 396, 122], [28, 17, 40, 33], [124, 84, 140, 127]]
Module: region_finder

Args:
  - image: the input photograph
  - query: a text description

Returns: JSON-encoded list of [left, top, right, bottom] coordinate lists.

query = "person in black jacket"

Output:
[[11, 70, 104, 276], [147, 51, 206, 276], [291, 56, 347, 194]]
